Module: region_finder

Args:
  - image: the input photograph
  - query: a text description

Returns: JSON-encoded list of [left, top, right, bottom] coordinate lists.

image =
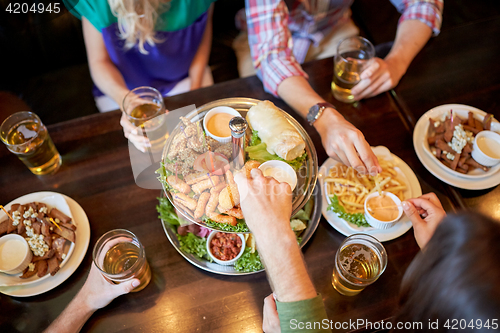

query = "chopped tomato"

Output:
[[193, 152, 230, 175]]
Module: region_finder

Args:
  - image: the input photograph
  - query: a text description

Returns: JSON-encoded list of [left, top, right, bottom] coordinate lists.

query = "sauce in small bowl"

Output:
[[472, 131, 500, 167], [0, 234, 33, 275], [364, 192, 403, 229], [206, 232, 246, 266], [203, 107, 242, 143]]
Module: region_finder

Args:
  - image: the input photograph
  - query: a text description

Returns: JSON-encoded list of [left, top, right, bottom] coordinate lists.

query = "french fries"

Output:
[[325, 159, 407, 214]]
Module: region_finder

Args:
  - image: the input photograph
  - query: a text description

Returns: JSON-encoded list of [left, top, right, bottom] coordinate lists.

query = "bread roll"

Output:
[[247, 101, 305, 160]]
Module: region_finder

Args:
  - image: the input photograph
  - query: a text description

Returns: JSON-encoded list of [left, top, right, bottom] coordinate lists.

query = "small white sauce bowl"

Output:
[[258, 160, 298, 191], [206, 232, 246, 266], [203, 106, 242, 143], [364, 192, 403, 230], [471, 131, 500, 167], [0, 234, 33, 275]]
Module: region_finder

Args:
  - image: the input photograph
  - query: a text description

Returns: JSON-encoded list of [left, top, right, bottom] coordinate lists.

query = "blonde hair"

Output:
[[108, 0, 170, 54]]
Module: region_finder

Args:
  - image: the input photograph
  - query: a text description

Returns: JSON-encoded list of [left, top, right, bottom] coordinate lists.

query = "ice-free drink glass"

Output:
[[332, 234, 387, 296], [122, 86, 167, 151], [93, 229, 151, 292], [0, 112, 61, 175], [331, 36, 375, 103]]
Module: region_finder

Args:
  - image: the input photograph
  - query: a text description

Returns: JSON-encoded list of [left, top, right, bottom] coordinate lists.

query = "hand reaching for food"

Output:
[[315, 110, 381, 175], [234, 168, 292, 238], [402, 193, 447, 249]]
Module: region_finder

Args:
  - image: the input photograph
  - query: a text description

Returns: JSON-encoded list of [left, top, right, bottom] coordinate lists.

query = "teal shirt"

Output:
[[276, 294, 332, 332]]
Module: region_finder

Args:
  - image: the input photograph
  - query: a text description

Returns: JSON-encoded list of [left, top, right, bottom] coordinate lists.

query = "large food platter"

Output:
[[160, 98, 318, 233], [160, 182, 321, 275]]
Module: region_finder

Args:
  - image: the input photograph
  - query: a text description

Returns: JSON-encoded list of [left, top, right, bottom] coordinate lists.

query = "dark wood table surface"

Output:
[[0, 17, 498, 333]]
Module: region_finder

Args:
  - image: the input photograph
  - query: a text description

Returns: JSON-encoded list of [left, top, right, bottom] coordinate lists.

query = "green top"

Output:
[[276, 294, 332, 332], [69, 0, 215, 31]]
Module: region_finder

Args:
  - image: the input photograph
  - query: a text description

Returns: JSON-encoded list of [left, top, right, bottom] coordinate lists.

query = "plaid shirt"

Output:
[[245, 0, 444, 96]]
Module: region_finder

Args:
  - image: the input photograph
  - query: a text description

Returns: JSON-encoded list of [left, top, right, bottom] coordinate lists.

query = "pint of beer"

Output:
[[0, 112, 61, 175], [331, 37, 375, 103], [332, 234, 387, 296]]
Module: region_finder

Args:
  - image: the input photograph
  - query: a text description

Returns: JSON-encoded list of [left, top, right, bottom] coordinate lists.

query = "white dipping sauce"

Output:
[[477, 136, 500, 159], [262, 167, 295, 187], [0, 239, 27, 271]]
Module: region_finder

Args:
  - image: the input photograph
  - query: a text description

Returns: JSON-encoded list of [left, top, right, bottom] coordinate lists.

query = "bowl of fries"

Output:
[[324, 146, 409, 229]]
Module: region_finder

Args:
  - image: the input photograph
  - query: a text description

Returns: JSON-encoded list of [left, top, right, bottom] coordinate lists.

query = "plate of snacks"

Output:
[[157, 98, 318, 233], [157, 183, 321, 275], [0, 192, 90, 297], [319, 146, 422, 242], [414, 104, 500, 189]]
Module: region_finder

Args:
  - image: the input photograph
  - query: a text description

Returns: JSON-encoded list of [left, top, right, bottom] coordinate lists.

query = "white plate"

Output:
[[414, 104, 500, 189], [418, 104, 500, 179], [0, 192, 90, 297], [319, 146, 422, 242]]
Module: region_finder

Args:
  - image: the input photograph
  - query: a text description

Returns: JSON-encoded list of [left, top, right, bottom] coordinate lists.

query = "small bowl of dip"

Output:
[[471, 130, 500, 167], [203, 107, 242, 143], [364, 192, 403, 229], [0, 234, 33, 275], [258, 160, 298, 191], [206, 232, 246, 266]]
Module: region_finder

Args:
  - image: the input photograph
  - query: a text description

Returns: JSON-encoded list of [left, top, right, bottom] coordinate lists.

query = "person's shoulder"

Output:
[[156, 0, 215, 32], [69, 0, 116, 31]]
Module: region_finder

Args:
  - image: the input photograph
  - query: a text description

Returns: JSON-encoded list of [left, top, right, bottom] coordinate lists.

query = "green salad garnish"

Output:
[[203, 217, 250, 233], [177, 232, 209, 260], [327, 194, 370, 228], [234, 247, 264, 272], [245, 131, 307, 171]]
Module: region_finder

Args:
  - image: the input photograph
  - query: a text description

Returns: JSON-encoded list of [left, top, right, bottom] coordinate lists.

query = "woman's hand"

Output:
[[120, 113, 152, 153], [402, 193, 447, 249], [263, 294, 281, 333], [351, 56, 406, 101]]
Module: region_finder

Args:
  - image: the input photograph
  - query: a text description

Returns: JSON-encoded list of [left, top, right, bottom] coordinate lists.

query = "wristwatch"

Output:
[[307, 102, 335, 126]]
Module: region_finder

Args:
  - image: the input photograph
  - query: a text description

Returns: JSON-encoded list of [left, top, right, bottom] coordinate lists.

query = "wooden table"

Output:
[[0, 19, 498, 332]]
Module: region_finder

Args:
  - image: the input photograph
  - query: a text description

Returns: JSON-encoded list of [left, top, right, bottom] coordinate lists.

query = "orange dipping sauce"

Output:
[[206, 113, 234, 137], [367, 195, 399, 221]]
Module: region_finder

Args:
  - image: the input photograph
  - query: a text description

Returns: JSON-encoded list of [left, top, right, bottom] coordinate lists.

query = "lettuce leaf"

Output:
[[156, 196, 182, 228], [234, 247, 264, 272], [203, 217, 250, 233], [327, 194, 370, 228], [177, 232, 209, 260]]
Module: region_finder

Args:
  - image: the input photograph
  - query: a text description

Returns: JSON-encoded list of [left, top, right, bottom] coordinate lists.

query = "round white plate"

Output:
[[414, 104, 500, 190], [319, 146, 422, 242], [0, 192, 90, 297]]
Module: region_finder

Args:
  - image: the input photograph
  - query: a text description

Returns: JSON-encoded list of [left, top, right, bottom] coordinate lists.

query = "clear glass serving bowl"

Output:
[[161, 98, 318, 233]]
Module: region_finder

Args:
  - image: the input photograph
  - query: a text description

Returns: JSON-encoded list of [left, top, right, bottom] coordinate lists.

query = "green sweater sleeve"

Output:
[[276, 294, 332, 332]]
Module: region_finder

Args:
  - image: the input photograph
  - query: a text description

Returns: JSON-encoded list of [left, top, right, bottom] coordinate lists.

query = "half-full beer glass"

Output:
[[331, 36, 375, 103]]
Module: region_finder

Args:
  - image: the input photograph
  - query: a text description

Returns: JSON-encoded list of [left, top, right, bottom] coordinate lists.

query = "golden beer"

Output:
[[123, 87, 168, 152], [1, 112, 61, 175], [331, 37, 375, 103], [93, 229, 151, 292], [332, 234, 387, 296], [103, 242, 151, 292]]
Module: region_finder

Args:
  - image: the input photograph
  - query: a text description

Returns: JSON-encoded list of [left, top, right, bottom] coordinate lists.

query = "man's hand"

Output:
[[234, 168, 292, 237], [314, 109, 381, 175], [79, 263, 140, 311], [351, 56, 406, 101], [263, 294, 281, 333], [402, 193, 447, 249]]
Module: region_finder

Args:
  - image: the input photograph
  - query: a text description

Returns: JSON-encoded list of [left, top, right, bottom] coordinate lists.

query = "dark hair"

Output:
[[394, 212, 500, 331]]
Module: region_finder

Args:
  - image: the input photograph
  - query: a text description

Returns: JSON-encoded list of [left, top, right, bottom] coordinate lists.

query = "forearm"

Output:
[[189, 5, 213, 89], [44, 289, 95, 333], [277, 76, 344, 134], [88, 60, 130, 107], [385, 19, 432, 76], [253, 221, 317, 302]]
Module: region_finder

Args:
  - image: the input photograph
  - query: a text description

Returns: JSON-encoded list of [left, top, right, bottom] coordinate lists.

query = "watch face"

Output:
[[307, 104, 320, 123]]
